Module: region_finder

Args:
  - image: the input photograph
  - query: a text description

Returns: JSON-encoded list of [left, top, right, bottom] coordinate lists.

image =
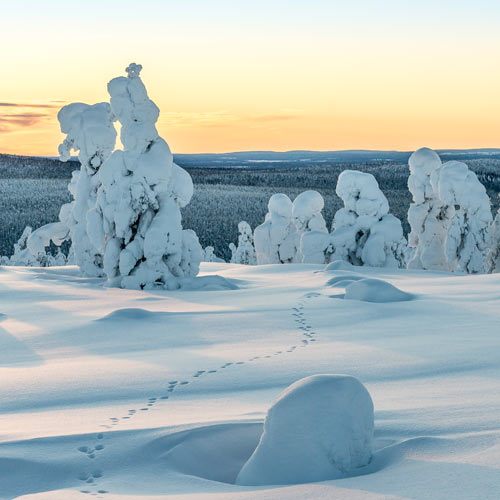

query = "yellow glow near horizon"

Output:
[[1, 1, 499, 156]]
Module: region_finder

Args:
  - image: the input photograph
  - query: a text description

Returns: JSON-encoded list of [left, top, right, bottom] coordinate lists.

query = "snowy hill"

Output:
[[1, 262, 499, 499]]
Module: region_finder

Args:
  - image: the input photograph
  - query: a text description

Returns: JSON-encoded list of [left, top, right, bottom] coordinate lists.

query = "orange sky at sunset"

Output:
[[1, 0, 500, 156]]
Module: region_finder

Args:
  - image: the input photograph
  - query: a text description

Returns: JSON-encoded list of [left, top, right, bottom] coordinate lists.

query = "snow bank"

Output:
[[343, 278, 413, 303], [90, 63, 202, 289], [254, 193, 298, 264], [236, 374, 374, 486], [229, 221, 256, 265], [324, 260, 356, 272], [330, 170, 406, 268], [431, 160, 492, 273], [292, 191, 329, 264]]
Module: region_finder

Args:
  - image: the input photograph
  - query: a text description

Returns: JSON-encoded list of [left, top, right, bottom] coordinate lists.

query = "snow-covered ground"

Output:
[[1, 263, 500, 499]]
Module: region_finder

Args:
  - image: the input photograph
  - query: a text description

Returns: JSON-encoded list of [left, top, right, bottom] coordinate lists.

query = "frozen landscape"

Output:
[[1, 262, 500, 499], [2, 1, 500, 495], [0, 62, 499, 500]]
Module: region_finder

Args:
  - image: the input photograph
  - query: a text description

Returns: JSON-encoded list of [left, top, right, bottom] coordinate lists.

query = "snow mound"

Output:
[[324, 260, 357, 271], [236, 374, 374, 486], [181, 275, 240, 291], [344, 278, 414, 303], [327, 274, 365, 287], [98, 308, 170, 322]]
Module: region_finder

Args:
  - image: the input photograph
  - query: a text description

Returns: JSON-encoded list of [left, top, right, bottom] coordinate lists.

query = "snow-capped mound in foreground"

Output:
[[343, 278, 414, 303], [236, 374, 374, 486], [324, 260, 357, 272]]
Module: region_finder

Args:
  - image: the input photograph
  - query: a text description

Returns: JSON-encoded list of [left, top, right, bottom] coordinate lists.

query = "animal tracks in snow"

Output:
[[76, 291, 321, 496]]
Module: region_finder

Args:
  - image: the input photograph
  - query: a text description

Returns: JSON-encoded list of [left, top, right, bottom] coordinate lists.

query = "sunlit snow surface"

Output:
[[1, 263, 500, 499]]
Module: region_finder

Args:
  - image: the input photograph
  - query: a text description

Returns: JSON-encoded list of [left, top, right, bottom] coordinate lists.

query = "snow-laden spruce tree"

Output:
[[6, 225, 68, 267], [431, 160, 492, 273], [292, 191, 329, 264], [57, 101, 117, 275], [488, 206, 500, 272], [330, 170, 406, 268], [89, 63, 202, 289], [253, 193, 299, 264], [203, 246, 225, 263], [406, 147, 449, 270], [229, 221, 257, 265]]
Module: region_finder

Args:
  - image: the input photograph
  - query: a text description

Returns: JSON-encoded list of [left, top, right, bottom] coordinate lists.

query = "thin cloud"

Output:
[[0, 102, 60, 108], [0, 112, 50, 132], [159, 109, 303, 128]]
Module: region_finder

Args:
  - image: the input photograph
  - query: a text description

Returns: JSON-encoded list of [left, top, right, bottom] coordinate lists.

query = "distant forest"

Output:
[[1, 152, 499, 261]]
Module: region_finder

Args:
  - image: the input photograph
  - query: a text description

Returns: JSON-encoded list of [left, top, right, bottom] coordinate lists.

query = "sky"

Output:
[[1, 0, 500, 156]]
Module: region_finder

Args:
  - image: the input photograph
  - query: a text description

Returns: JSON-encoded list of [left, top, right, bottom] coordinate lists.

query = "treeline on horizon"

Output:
[[0, 153, 499, 261]]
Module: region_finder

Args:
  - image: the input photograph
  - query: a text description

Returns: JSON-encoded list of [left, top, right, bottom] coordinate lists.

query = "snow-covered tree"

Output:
[[254, 193, 298, 264], [292, 190, 329, 264], [407, 147, 449, 270], [330, 170, 406, 268], [57, 101, 117, 275], [90, 63, 202, 289], [6, 225, 68, 267], [488, 207, 500, 272], [431, 160, 492, 273], [229, 221, 256, 265], [203, 246, 225, 263]]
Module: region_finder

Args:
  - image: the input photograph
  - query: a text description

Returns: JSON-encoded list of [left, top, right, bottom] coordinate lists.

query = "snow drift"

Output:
[[343, 278, 414, 303], [236, 374, 374, 486]]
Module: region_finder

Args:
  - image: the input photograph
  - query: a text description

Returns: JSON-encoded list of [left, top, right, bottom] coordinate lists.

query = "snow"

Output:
[[236, 374, 374, 486], [342, 278, 414, 303], [254, 193, 298, 264], [1, 262, 500, 499], [330, 170, 407, 268]]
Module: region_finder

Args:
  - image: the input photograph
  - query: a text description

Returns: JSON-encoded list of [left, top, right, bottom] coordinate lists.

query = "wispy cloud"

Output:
[[159, 109, 303, 128], [0, 112, 51, 132], [0, 102, 61, 109]]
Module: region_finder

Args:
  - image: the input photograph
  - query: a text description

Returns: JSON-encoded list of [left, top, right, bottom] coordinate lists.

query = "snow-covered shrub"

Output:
[[330, 170, 406, 268], [488, 207, 500, 272], [57, 101, 117, 275], [406, 147, 449, 270], [431, 160, 492, 273], [90, 63, 202, 289], [254, 193, 298, 264], [229, 221, 256, 265], [292, 190, 329, 264], [236, 374, 374, 486], [6, 225, 68, 267], [203, 246, 225, 263]]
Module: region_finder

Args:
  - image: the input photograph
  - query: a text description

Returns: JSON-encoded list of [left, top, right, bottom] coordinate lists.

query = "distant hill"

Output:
[[1, 149, 500, 178]]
